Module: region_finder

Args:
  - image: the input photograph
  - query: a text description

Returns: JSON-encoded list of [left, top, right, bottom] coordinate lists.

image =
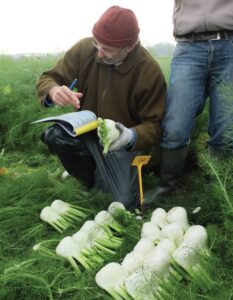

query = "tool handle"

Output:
[[137, 165, 144, 206]]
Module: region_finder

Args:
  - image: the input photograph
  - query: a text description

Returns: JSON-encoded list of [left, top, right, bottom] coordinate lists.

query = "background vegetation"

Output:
[[0, 53, 232, 300]]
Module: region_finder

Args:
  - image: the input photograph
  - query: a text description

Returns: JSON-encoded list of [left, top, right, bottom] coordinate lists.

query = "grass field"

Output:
[[0, 54, 233, 300]]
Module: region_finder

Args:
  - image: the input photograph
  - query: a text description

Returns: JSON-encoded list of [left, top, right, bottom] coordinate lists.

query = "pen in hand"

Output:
[[69, 78, 78, 90], [69, 78, 80, 109]]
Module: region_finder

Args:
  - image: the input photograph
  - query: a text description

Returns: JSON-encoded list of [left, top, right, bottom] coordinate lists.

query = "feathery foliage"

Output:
[[0, 54, 233, 299]]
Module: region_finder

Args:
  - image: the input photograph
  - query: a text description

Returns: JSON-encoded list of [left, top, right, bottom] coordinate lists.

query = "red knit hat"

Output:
[[92, 6, 140, 47]]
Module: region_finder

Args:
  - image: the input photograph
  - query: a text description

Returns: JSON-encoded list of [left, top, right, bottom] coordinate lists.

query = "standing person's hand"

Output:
[[49, 86, 83, 109]]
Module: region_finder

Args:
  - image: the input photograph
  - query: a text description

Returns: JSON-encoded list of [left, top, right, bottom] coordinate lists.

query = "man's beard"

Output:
[[101, 49, 128, 66]]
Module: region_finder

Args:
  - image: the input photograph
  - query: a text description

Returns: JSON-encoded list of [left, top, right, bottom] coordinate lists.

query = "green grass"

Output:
[[0, 54, 233, 300]]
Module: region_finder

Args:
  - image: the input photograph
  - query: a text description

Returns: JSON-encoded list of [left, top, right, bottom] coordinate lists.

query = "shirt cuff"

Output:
[[43, 95, 54, 107], [125, 128, 137, 150]]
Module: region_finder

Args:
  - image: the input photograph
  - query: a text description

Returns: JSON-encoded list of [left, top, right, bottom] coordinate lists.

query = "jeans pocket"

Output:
[[173, 42, 189, 58]]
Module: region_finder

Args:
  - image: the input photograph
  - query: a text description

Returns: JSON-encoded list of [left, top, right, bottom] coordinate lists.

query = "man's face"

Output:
[[92, 39, 129, 65]]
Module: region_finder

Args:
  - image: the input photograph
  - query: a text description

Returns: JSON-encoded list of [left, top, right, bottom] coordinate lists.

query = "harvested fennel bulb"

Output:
[[150, 207, 168, 229], [141, 222, 161, 243], [79, 220, 122, 255], [94, 210, 123, 233], [183, 225, 208, 251], [167, 206, 190, 231], [143, 246, 171, 278], [72, 230, 105, 266], [40, 200, 89, 232], [156, 238, 177, 257], [56, 236, 90, 272], [133, 238, 155, 256], [40, 206, 71, 233], [51, 199, 88, 221], [108, 201, 126, 215], [95, 262, 131, 300], [160, 222, 184, 247], [124, 268, 155, 300], [79, 220, 99, 234], [97, 118, 120, 155], [121, 251, 144, 275], [172, 241, 213, 287]]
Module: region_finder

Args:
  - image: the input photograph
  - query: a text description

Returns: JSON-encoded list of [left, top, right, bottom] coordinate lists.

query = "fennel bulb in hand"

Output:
[[97, 118, 120, 155]]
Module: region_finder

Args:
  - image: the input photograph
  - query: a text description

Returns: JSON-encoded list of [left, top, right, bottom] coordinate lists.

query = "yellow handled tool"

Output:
[[74, 120, 98, 136], [132, 155, 151, 206]]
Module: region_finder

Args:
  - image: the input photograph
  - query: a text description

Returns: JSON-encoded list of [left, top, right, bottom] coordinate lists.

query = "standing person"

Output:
[[36, 6, 166, 209], [144, 0, 233, 207]]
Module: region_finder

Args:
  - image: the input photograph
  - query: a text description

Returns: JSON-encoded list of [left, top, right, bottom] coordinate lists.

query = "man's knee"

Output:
[[41, 125, 64, 149], [162, 125, 190, 149]]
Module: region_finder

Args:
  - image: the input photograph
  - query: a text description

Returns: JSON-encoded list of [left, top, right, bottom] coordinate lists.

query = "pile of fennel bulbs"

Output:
[[96, 206, 213, 300], [55, 202, 127, 273]]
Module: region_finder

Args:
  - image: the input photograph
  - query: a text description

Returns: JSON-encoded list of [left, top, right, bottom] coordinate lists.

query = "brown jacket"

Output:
[[36, 38, 166, 150]]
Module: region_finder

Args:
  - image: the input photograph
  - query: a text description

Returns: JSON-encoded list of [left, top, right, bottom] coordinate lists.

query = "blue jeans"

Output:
[[161, 39, 233, 151]]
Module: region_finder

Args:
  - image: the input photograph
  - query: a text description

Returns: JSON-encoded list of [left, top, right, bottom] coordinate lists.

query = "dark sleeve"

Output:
[[35, 38, 92, 106]]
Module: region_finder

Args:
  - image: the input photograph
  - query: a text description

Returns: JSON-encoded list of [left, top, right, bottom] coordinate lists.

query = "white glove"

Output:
[[109, 122, 134, 151]]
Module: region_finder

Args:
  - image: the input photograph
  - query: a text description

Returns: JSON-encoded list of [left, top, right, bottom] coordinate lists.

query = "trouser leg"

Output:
[[207, 40, 233, 152], [143, 42, 208, 208], [83, 135, 141, 209], [161, 42, 208, 150], [41, 125, 96, 187], [42, 124, 141, 209]]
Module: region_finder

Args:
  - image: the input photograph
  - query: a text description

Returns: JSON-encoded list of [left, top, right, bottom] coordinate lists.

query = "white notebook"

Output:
[[32, 110, 97, 137]]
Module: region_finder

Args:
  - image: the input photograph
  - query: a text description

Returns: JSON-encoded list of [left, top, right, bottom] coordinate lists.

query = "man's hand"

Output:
[[109, 122, 134, 151], [49, 86, 83, 109]]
